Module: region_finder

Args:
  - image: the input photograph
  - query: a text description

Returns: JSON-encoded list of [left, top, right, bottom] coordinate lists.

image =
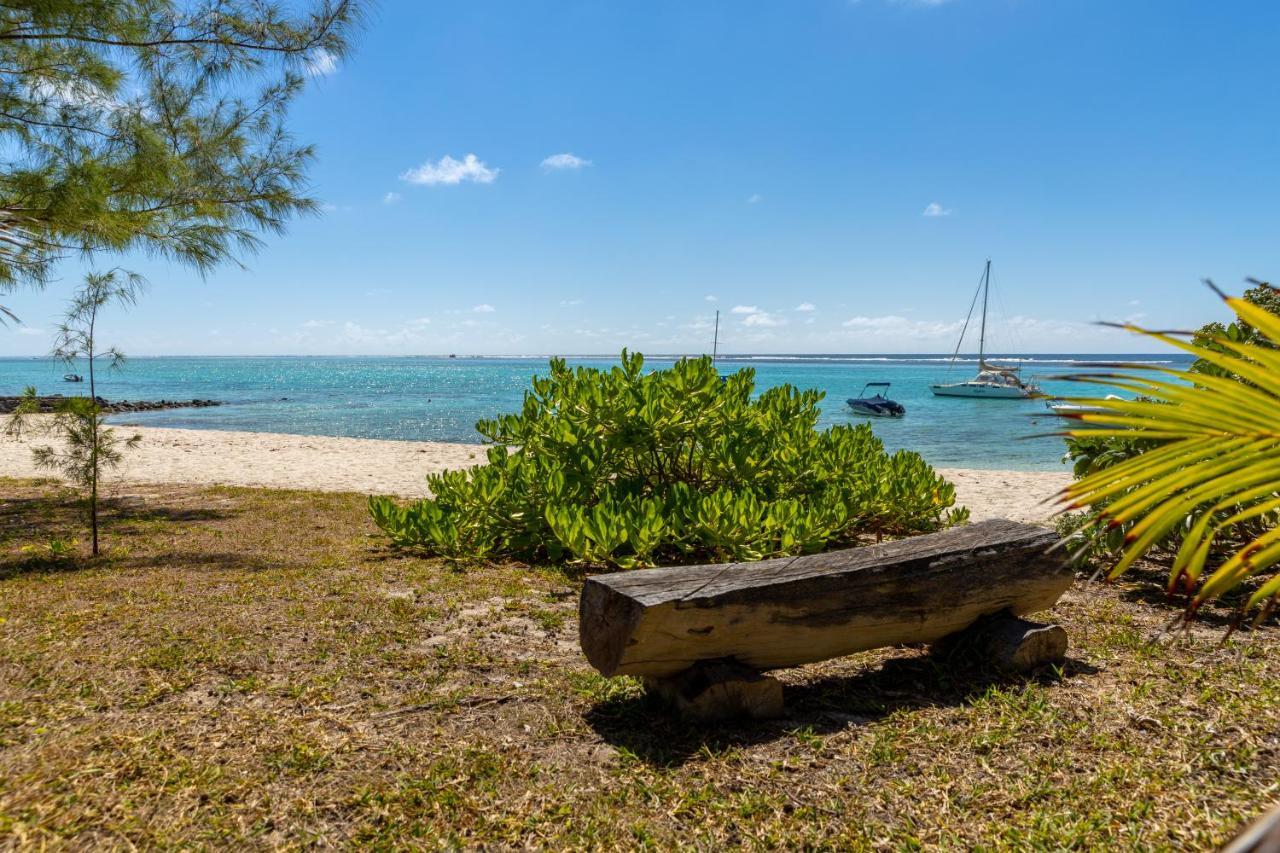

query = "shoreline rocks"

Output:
[[0, 395, 222, 414]]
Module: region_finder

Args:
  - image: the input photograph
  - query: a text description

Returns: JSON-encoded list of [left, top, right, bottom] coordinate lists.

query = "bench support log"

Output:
[[933, 611, 1068, 672], [643, 659, 784, 722]]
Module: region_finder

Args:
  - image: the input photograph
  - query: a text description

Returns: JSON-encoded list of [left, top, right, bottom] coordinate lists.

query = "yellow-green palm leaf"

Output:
[[1060, 286, 1280, 617]]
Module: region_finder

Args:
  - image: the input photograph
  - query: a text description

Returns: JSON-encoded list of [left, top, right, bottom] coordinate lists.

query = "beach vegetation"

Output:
[[5, 270, 142, 555], [1056, 281, 1280, 620], [0, 0, 363, 318], [370, 351, 967, 568]]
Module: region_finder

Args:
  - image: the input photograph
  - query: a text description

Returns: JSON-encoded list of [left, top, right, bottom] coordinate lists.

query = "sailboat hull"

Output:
[[930, 382, 1032, 399]]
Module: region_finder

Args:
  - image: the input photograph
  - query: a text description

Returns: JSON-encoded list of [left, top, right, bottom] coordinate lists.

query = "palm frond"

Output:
[[1060, 286, 1280, 619]]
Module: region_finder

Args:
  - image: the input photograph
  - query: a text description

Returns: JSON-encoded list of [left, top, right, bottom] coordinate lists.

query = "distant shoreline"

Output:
[[0, 352, 1190, 362], [0, 424, 1072, 524]]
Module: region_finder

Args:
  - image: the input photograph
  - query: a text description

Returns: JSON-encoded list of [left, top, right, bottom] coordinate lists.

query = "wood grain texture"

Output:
[[579, 519, 1072, 677]]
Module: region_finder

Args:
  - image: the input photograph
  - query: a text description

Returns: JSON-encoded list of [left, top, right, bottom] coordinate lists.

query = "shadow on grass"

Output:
[[1106, 562, 1276, 631], [584, 652, 1099, 768], [1, 494, 235, 532], [0, 550, 271, 582], [0, 492, 246, 580], [110, 503, 237, 525]]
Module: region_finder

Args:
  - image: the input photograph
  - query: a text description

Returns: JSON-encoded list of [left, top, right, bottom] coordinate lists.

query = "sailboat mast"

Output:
[[712, 310, 720, 364], [978, 259, 990, 367]]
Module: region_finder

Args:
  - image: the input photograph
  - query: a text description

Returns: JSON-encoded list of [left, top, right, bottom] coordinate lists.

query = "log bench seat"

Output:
[[578, 519, 1074, 720]]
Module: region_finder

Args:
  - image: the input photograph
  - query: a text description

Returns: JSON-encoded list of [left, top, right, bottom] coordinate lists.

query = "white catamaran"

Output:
[[930, 259, 1040, 399]]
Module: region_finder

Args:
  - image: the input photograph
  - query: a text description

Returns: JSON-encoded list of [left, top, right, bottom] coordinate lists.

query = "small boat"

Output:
[[931, 259, 1040, 399], [713, 309, 729, 382], [847, 383, 905, 418], [63, 373, 83, 382], [1045, 395, 1124, 416]]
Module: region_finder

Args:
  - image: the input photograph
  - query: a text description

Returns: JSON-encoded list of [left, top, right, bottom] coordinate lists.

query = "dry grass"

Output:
[[0, 476, 1277, 849]]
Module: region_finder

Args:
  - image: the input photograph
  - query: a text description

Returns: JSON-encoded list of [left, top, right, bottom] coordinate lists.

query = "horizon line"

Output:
[[0, 351, 1186, 360]]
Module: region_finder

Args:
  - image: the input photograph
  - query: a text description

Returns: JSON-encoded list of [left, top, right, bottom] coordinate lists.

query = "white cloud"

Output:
[[305, 49, 338, 77], [408, 316, 431, 326], [839, 314, 965, 342], [473, 304, 496, 313], [401, 154, 499, 186], [747, 193, 762, 204], [743, 311, 785, 328], [541, 153, 592, 171], [795, 302, 816, 312], [16, 326, 44, 336], [560, 299, 583, 306], [730, 305, 759, 314], [705, 295, 718, 302], [383, 192, 402, 205], [301, 319, 334, 328], [922, 202, 953, 217]]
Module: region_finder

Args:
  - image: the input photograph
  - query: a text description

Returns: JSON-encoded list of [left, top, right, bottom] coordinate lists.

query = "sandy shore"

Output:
[[0, 425, 1072, 524]]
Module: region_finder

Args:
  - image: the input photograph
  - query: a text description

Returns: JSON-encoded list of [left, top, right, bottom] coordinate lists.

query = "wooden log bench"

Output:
[[578, 519, 1073, 721]]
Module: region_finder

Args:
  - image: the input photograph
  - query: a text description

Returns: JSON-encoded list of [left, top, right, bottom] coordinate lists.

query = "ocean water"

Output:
[[0, 354, 1187, 472]]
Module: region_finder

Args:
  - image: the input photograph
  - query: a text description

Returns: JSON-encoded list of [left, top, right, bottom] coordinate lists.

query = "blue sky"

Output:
[[2, 0, 1277, 356]]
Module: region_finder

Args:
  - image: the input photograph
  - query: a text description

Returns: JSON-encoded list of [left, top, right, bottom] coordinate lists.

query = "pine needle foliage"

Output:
[[1056, 282, 1280, 620], [371, 352, 968, 569], [0, 0, 364, 313]]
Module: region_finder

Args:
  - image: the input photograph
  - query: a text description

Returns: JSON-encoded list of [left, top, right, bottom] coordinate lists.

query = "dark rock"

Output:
[[0, 395, 223, 415]]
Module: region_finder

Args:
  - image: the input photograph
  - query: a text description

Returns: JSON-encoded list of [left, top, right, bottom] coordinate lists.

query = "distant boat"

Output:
[[930, 259, 1040, 399], [847, 382, 905, 418], [713, 309, 729, 382], [63, 373, 83, 382], [1045, 395, 1124, 417]]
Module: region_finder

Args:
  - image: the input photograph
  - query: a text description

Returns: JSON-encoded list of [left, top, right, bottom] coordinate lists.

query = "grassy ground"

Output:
[[1, 477, 1277, 849]]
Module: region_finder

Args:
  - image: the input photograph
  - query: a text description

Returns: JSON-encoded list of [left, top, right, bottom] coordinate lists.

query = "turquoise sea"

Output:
[[0, 354, 1187, 472]]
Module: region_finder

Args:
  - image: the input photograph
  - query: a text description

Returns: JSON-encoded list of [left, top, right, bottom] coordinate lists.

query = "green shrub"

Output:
[[370, 351, 968, 569]]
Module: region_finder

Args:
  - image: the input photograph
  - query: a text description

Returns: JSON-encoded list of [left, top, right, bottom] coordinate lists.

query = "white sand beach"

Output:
[[0, 424, 1072, 523]]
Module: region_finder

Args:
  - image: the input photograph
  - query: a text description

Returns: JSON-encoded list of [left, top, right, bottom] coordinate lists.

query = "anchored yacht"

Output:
[[930, 259, 1040, 399]]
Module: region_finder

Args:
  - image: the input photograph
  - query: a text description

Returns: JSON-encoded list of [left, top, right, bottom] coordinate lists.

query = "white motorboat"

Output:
[[1045, 394, 1124, 416], [930, 259, 1040, 399]]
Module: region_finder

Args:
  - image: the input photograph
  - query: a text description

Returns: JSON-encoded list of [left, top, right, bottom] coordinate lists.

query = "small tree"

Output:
[[6, 270, 143, 556]]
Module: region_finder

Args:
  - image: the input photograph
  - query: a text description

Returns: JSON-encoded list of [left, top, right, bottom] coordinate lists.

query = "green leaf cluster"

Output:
[[370, 351, 968, 569], [1056, 283, 1280, 617]]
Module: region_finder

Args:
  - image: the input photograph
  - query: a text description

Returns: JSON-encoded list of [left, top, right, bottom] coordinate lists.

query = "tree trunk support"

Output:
[[932, 610, 1068, 672], [643, 659, 784, 722]]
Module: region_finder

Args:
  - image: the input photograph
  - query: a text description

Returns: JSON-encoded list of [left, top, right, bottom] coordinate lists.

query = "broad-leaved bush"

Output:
[[370, 352, 968, 568]]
